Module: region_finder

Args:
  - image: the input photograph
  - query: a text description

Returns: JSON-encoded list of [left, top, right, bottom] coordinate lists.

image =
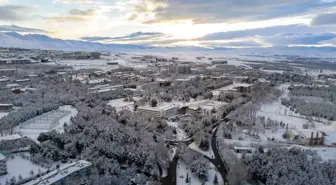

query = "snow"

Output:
[[108, 98, 135, 113], [0, 154, 48, 184], [0, 134, 22, 141], [189, 142, 215, 159], [14, 105, 78, 143], [167, 121, 189, 141], [176, 160, 223, 185], [292, 145, 336, 161]]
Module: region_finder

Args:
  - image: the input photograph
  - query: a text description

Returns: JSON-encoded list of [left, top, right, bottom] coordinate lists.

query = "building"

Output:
[[5, 83, 20, 89], [62, 52, 101, 60], [0, 153, 7, 175], [177, 64, 191, 74], [24, 160, 91, 185], [15, 79, 31, 84], [0, 78, 9, 84], [137, 104, 177, 118], [90, 85, 124, 95], [90, 52, 101, 59], [11, 59, 31, 64], [186, 100, 225, 118], [0, 69, 16, 76], [233, 146, 253, 154], [212, 60, 228, 65], [297, 130, 325, 145], [236, 86, 252, 93], [0, 104, 13, 111]]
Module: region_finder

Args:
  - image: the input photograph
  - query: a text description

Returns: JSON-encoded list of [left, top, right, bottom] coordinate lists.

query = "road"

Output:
[[161, 156, 178, 185], [161, 123, 229, 185], [209, 124, 229, 184]]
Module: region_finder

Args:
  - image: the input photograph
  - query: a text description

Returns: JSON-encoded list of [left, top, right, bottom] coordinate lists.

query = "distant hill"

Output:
[[0, 32, 335, 57]]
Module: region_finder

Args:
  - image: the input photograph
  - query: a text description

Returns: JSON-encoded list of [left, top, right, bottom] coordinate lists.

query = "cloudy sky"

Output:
[[1, 0, 336, 48]]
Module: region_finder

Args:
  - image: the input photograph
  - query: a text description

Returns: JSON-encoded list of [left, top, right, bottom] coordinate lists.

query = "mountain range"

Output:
[[0, 32, 336, 57]]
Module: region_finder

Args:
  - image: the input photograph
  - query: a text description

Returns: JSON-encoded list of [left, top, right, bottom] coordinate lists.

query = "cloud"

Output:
[[47, 8, 97, 22], [53, 0, 104, 5], [0, 25, 47, 33], [311, 13, 336, 26], [128, 0, 320, 24], [0, 5, 33, 21], [81, 32, 170, 42]]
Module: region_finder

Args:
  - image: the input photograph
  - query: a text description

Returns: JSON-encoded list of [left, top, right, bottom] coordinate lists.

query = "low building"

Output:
[[0, 153, 7, 175], [233, 146, 253, 154], [15, 79, 31, 84], [0, 104, 13, 111], [0, 69, 16, 76], [10, 58, 31, 64], [0, 78, 9, 84], [186, 100, 225, 118], [5, 83, 20, 89], [212, 60, 228, 65], [90, 85, 124, 95], [297, 130, 324, 145], [24, 160, 91, 185], [137, 104, 177, 118]]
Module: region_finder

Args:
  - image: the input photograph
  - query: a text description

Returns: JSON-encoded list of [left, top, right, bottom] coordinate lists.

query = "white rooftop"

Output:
[[24, 160, 91, 185], [0, 134, 22, 141]]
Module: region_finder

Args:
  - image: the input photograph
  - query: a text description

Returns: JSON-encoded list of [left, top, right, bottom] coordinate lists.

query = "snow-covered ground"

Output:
[[0, 154, 47, 184], [176, 160, 223, 185], [14, 105, 78, 142], [108, 98, 135, 113], [167, 121, 189, 141], [189, 142, 215, 159]]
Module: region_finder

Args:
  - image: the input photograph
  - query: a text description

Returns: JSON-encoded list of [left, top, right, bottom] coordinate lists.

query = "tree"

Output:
[[227, 160, 248, 185], [9, 176, 16, 185], [29, 169, 34, 176], [18, 174, 23, 181], [150, 99, 158, 107], [213, 174, 218, 185], [186, 173, 190, 183]]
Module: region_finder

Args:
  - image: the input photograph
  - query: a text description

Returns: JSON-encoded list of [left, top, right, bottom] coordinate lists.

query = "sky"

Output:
[[0, 0, 336, 48]]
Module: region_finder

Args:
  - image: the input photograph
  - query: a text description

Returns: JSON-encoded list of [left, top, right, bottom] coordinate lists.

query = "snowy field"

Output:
[[0, 154, 47, 184], [176, 160, 223, 185], [54, 59, 119, 71], [108, 98, 135, 113], [14, 105, 78, 142]]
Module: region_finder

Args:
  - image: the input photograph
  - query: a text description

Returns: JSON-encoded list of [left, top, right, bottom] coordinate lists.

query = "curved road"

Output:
[[162, 122, 229, 185]]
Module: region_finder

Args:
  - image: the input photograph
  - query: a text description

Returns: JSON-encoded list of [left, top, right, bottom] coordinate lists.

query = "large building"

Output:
[[177, 64, 191, 74], [0, 104, 13, 111], [137, 104, 178, 118], [0, 69, 16, 76], [0, 153, 7, 175], [24, 160, 91, 185], [62, 52, 101, 60]]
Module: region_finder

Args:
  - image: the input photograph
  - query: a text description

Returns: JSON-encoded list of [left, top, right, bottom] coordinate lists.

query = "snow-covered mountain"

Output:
[[0, 32, 336, 57], [0, 32, 148, 51]]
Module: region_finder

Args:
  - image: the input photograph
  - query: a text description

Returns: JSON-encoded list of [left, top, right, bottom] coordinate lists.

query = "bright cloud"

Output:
[[0, 0, 336, 48]]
